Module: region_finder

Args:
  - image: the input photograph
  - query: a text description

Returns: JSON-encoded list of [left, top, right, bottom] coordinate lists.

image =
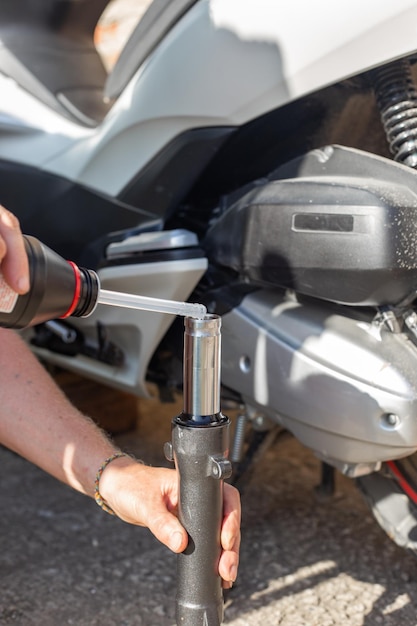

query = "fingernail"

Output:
[[171, 531, 184, 552], [18, 276, 30, 293], [229, 564, 237, 582], [223, 532, 233, 551], [0, 211, 12, 227]]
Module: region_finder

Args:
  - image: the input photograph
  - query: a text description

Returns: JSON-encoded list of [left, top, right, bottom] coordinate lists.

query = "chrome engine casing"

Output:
[[221, 289, 417, 467]]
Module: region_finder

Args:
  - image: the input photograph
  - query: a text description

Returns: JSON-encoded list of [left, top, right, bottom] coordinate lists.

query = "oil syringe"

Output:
[[0, 235, 206, 328]]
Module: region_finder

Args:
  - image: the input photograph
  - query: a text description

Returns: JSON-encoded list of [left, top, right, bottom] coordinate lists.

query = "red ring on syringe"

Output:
[[61, 261, 82, 318]]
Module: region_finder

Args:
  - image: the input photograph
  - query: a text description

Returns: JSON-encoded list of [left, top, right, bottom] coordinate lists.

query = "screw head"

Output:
[[383, 413, 400, 428]]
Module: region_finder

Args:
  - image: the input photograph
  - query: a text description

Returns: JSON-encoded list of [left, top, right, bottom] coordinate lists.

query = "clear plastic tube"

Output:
[[97, 288, 207, 318]]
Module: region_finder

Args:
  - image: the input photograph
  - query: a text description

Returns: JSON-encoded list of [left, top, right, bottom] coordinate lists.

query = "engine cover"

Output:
[[221, 289, 417, 466], [205, 146, 417, 306]]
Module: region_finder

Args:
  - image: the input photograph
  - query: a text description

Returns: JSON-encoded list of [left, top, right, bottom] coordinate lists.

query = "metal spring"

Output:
[[373, 59, 417, 168], [230, 413, 248, 462]]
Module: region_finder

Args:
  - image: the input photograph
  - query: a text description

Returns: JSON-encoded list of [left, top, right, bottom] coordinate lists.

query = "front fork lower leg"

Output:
[[165, 314, 232, 626]]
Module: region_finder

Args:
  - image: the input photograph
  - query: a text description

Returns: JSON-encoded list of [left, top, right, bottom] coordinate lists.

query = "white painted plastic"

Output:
[[0, 0, 417, 197]]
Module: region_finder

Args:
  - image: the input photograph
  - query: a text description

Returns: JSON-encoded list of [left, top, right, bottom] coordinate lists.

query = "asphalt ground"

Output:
[[1, 373, 417, 626]]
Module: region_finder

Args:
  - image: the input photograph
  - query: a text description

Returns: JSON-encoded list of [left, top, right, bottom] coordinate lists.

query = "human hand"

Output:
[[0, 205, 29, 293], [99, 459, 241, 587]]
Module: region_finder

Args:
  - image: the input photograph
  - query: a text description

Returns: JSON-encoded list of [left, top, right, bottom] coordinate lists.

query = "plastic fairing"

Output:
[[0, 1, 416, 196]]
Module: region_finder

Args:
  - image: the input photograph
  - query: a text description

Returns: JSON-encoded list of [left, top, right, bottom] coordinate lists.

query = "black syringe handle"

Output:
[[0, 235, 99, 329], [166, 315, 232, 626]]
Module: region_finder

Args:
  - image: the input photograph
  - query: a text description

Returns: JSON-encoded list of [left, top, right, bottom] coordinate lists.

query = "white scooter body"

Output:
[[1, 0, 417, 194]]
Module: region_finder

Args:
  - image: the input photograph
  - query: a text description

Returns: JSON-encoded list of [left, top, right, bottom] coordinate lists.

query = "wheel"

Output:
[[357, 455, 417, 554]]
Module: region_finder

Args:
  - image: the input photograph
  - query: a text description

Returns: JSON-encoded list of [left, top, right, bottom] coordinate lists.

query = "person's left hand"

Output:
[[99, 458, 241, 588]]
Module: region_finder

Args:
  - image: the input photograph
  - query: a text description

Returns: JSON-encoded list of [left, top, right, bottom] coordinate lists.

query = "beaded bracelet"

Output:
[[94, 452, 130, 515]]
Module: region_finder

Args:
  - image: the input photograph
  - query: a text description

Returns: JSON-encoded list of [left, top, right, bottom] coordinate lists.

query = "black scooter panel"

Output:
[[204, 146, 417, 306], [0, 159, 160, 268]]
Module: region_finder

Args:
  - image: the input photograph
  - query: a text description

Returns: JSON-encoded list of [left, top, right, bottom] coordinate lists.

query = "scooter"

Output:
[[1, 0, 417, 557]]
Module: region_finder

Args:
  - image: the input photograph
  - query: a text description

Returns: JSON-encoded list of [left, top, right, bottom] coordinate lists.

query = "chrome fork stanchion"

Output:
[[165, 314, 232, 626]]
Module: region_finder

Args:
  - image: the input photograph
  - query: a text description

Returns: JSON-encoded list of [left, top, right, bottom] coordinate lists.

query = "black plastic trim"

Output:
[[0, 159, 160, 268], [118, 126, 235, 218], [101, 246, 206, 268]]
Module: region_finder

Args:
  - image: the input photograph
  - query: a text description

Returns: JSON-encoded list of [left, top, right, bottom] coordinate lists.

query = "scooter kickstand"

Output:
[[315, 461, 336, 500]]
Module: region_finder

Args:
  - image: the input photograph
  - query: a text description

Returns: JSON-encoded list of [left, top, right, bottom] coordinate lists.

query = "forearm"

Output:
[[0, 328, 118, 496], [0, 329, 240, 581]]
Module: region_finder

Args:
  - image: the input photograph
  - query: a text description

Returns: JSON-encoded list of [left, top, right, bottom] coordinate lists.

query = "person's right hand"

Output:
[[99, 459, 241, 588], [0, 205, 29, 293]]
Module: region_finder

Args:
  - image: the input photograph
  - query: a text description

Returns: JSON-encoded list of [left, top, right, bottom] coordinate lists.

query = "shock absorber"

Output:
[[373, 59, 417, 168], [165, 314, 232, 626]]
